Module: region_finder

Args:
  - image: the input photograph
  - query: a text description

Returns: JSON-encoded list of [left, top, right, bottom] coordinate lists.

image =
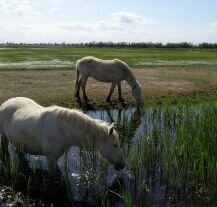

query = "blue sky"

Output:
[[0, 0, 217, 43]]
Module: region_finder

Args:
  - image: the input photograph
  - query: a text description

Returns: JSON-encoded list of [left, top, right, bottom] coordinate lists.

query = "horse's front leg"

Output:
[[106, 82, 116, 102], [47, 155, 58, 176], [117, 82, 124, 102]]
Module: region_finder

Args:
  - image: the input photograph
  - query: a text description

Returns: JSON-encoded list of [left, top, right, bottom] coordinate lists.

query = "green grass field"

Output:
[[0, 47, 217, 68]]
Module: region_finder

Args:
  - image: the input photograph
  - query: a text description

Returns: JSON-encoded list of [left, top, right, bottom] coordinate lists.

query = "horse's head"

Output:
[[132, 82, 143, 105], [97, 123, 125, 171]]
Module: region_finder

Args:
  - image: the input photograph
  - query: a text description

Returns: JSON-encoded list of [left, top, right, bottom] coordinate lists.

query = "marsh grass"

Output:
[[126, 104, 217, 206], [63, 153, 73, 206], [0, 145, 73, 206], [0, 103, 217, 206]]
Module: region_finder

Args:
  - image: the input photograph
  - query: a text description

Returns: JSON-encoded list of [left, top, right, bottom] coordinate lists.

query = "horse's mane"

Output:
[[48, 106, 110, 140]]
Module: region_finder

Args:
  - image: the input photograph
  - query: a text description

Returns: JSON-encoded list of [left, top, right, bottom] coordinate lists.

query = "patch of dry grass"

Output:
[[0, 67, 217, 107]]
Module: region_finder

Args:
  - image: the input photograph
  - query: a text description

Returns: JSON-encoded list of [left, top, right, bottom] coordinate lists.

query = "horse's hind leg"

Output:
[[106, 82, 116, 102], [75, 78, 82, 100], [118, 82, 124, 102], [81, 77, 89, 101], [0, 135, 9, 163]]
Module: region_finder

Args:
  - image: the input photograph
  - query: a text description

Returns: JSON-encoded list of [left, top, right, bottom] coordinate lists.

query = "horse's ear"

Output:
[[108, 123, 115, 135]]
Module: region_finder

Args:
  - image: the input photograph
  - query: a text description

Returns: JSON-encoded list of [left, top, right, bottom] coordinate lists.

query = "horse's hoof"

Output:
[[119, 98, 124, 102], [75, 96, 81, 101], [84, 97, 89, 102], [106, 98, 111, 103]]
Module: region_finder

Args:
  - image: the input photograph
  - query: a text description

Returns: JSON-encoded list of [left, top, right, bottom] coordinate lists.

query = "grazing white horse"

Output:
[[0, 97, 125, 174], [74, 56, 142, 104]]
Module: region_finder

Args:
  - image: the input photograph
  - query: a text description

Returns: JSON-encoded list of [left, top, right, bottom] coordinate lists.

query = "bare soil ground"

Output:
[[0, 67, 217, 107]]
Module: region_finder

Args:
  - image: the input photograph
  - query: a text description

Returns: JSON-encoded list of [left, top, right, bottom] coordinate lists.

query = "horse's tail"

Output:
[[74, 62, 80, 97], [0, 106, 3, 137]]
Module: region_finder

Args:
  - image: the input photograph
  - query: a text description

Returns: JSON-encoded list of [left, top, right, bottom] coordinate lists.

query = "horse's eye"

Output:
[[112, 144, 118, 148]]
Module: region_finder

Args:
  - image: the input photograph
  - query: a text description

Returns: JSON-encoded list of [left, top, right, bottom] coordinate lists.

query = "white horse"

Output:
[[0, 97, 125, 174], [74, 56, 142, 104]]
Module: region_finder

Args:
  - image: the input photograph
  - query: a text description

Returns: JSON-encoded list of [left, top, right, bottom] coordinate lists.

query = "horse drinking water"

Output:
[[74, 56, 142, 104], [0, 97, 125, 174]]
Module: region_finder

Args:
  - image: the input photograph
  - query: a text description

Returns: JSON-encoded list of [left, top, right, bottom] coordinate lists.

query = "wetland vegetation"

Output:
[[0, 104, 217, 206]]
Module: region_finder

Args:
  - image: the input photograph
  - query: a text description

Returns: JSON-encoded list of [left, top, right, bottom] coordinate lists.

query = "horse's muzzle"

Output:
[[114, 161, 125, 171]]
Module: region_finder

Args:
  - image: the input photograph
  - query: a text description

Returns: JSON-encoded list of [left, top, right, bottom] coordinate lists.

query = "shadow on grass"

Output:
[[75, 98, 131, 111]]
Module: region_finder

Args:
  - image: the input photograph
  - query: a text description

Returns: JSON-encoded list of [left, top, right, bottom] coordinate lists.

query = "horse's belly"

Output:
[[9, 128, 42, 154], [91, 74, 113, 82], [11, 135, 42, 155]]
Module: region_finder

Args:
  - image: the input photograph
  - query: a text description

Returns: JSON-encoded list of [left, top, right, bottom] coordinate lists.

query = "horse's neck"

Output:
[[66, 111, 101, 148], [125, 70, 137, 89]]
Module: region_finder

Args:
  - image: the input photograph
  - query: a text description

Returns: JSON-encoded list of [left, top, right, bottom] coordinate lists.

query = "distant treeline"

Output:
[[1, 42, 217, 49]]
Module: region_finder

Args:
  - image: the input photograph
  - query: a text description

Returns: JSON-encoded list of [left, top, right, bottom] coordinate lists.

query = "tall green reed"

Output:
[[126, 103, 217, 205]]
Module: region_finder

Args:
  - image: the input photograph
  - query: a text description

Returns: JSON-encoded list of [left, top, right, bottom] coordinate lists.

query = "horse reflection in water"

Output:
[[0, 97, 125, 175], [105, 107, 142, 144]]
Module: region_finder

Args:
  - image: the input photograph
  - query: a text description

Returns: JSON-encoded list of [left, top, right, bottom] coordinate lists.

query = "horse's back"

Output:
[[1, 97, 41, 112], [0, 97, 41, 124], [77, 56, 121, 69]]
